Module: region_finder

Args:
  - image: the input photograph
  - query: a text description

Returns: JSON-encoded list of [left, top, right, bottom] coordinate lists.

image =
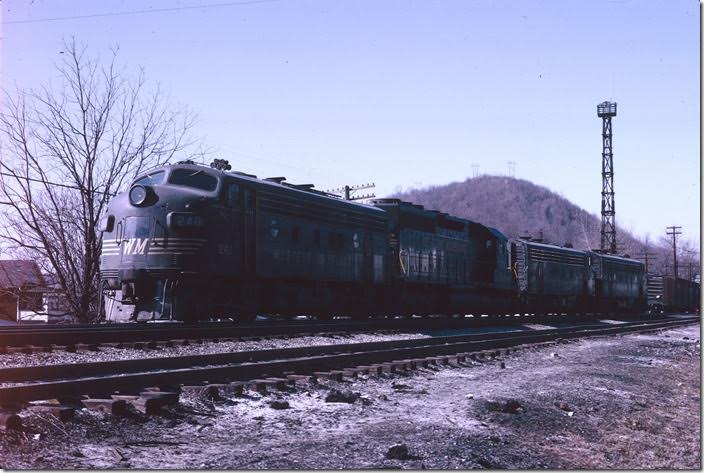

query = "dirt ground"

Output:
[[0, 323, 700, 469]]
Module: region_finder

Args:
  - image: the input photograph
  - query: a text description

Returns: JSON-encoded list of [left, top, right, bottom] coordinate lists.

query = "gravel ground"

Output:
[[0, 323, 699, 469], [0, 331, 430, 369]]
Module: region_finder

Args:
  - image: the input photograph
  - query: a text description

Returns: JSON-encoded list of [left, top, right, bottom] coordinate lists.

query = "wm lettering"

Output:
[[122, 238, 149, 256]]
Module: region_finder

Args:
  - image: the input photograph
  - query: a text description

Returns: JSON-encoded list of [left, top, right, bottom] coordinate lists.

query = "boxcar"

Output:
[[647, 275, 700, 313]]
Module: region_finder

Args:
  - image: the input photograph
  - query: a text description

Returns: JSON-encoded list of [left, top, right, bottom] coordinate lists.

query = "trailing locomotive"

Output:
[[99, 161, 667, 322]]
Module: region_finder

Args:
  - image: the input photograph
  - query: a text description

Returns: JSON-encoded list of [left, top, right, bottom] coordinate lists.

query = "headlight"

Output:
[[129, 185, 148, 206]]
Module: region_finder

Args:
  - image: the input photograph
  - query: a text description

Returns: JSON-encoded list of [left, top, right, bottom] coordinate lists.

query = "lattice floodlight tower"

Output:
[[597, 101, 617, 254]]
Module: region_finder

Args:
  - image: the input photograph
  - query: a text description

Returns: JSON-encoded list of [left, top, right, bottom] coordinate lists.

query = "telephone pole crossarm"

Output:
[[324, 182, 376, 201]]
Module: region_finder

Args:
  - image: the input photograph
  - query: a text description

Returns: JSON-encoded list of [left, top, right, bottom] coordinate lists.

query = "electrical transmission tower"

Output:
[[471, 164, 479, 178], [324, 183, 376, 201], [597, 101, 617, 254], [666, 225, 682, 278], [507, 161, 516, 177]]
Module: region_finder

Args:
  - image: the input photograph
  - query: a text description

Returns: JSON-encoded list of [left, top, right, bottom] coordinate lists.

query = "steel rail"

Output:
[[0, 317, 697, 405], [0, 313, 688, 348]]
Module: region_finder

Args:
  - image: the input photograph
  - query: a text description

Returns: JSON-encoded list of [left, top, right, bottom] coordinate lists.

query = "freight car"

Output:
[[99, 161, 658, 322], [646, 275, 700, 313]]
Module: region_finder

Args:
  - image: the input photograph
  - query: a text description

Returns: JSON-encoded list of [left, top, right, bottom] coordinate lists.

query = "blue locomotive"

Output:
[[99, 161, 652, 322]]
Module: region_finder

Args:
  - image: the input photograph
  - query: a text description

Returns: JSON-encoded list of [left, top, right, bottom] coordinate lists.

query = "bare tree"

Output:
[[0, 39, 203, 322]]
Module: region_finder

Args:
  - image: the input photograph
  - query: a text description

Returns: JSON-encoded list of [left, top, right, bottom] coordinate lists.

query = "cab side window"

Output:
[[227, 183, 240, 208]]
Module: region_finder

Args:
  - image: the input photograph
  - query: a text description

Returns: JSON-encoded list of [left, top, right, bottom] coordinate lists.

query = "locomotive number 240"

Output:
[[218, 243, 233, 256]]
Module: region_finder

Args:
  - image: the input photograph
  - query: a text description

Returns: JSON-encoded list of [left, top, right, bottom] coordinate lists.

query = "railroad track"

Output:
[[0, 313, 688, 350], [0, 315, 697, 424]]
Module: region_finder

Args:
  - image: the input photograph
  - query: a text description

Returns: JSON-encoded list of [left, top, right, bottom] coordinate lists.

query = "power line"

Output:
[[0, 170, 116, 196], [2, 0, 286, 25]]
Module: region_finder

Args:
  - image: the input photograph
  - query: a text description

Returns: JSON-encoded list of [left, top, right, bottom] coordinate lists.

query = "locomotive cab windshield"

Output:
[[168, 168, 218, 191]]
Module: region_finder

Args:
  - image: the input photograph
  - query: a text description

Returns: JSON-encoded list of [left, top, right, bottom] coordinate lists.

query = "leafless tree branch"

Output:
[[0, 38, 205, 322]]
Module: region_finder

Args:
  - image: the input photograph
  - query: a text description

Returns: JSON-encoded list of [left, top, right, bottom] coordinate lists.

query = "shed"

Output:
[[0, 260, 47, 321]]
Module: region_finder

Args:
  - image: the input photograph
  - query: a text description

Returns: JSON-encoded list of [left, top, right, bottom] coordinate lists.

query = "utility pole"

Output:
[[597, 101, 617, 254], [507, 161, 516, 178], [684, 261, 695, 281], [633, 250, 657, 274], [325, 183, 376, 201], [471, 164, 479, 178], [666, 225, 682, 278]]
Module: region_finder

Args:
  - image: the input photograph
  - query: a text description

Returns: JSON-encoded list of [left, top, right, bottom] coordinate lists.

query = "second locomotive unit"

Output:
[[99, 161, 650, 322]]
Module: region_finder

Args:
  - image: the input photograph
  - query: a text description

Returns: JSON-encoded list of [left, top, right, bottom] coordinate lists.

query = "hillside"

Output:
[[391, 175, 696, 278]]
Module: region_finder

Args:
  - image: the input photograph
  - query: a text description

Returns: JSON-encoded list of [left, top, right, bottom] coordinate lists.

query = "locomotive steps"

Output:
[[0, 315, 697, 428]]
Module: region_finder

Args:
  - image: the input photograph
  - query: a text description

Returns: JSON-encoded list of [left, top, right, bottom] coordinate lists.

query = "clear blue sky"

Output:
[[1, 0, 700, 246]]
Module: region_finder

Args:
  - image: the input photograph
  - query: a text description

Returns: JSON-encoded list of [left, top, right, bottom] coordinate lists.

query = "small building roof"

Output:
[[0, 260, 47, 290]]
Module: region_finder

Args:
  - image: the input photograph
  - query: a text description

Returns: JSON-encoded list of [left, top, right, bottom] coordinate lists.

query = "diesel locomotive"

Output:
[[99, 161, 657, 322]]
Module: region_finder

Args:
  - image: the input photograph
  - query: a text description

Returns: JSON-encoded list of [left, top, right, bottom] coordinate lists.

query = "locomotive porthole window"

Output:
[[353, 233, 359, 249], [270, 219, 279, 239]]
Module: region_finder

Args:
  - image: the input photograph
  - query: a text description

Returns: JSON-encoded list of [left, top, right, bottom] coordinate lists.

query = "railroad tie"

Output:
[[180, 384, 228, 401], [110, 391, 179, 415], [245, 379, 272, 393], [74, 343, 100, 352], [341, 369, 358, 379], [313, 371, 344, 382], [286, 375, 313, 386], [81, 398, 128, 416], [399, 359, 417, 370], [0, 412, 22, 431], [435, 356, 450, 365], [264, 378, 289, 390], [369, 364, 384, 376], [7, 346, 29, 355], [28, 403, 75, 422], [355, 365, 377, 375]]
